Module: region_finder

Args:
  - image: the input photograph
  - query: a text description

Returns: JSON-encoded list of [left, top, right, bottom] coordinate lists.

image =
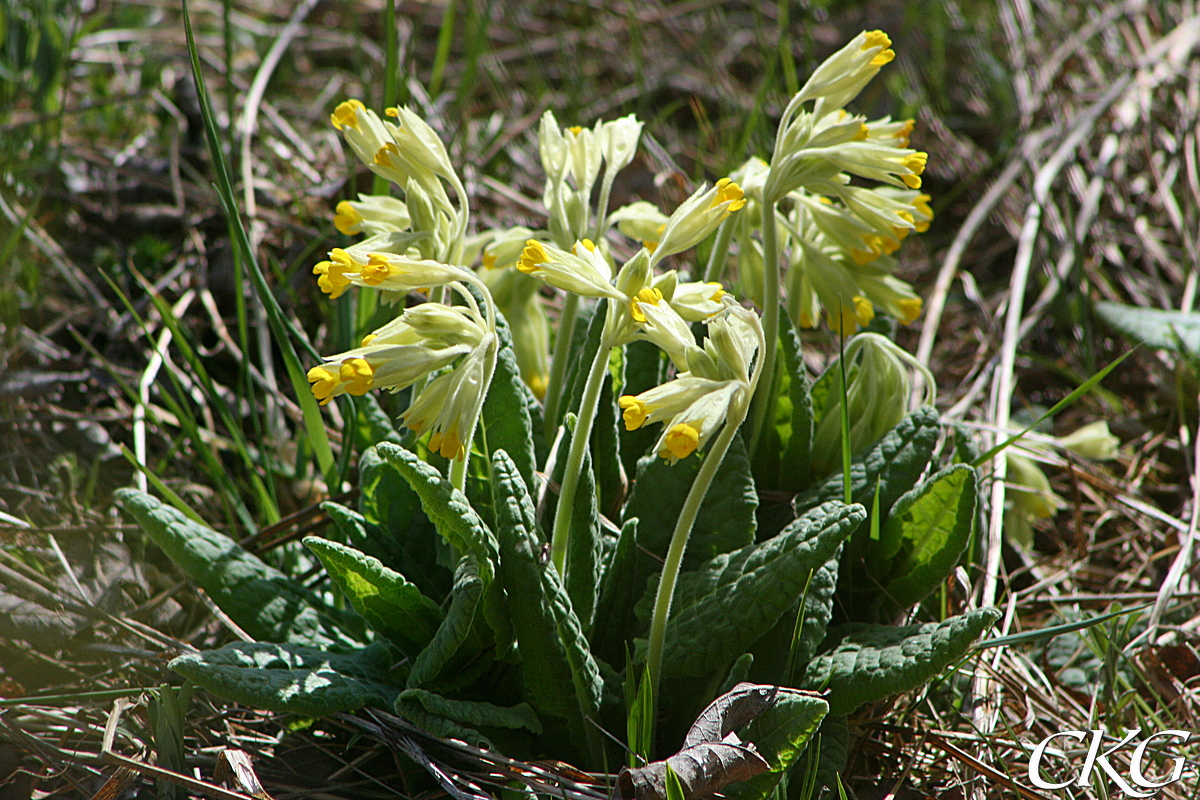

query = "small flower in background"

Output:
[[1003, 421, 1119, 549], [607, 201, 669, 251], [1057, 420, 1120, 460], [1005, 450, 1065, 550]]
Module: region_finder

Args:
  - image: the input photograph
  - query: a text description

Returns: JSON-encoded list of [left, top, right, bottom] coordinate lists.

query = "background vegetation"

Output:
[[3, 0, 1200, 797]]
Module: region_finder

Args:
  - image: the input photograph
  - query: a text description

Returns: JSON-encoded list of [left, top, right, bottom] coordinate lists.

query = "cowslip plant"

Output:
[[119, 29, 1000, 799]]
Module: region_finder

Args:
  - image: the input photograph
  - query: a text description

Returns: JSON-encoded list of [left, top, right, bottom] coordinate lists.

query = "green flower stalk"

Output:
[[747, 30, 931, 456], [621, 298, 765, 703], [520, 179, 748, 574]]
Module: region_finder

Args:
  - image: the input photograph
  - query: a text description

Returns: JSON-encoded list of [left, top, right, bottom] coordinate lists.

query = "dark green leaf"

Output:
[[377, 443, 498, 584], [1096, 301, 1200, 356], [116, 488, 360, 648], [591, 517, 640, 666], [490, 450, 603, 756], [803, 609, 1001, 716], [170, 641, 397, 716], [624, 433, 758, 570], [796, 406, 940, 520], [303, 538, 443, 657], [398, 688, 542, 734], [777, 317, 814, 492], [724, 690, 828, 800], [875, 464, 976, 613], [477, 308, 538, 498], [648, 501, 864, 679], [356, 446, 449, 596], [407, 556, 490, 690]]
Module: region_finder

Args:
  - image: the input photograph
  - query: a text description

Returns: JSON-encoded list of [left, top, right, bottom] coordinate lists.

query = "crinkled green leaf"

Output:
[[398, 688, 542, 734], [356, 447, 449, 597], [546, 414, 602, 635], [646, 501, 865, 678], [591, 517, 640, 666], [377, 443, 498, 583], [803, 609, 1001, 716], [796, 406, 940, 519], [170, 641, 397, 716], [478, 309, 539, 495], [777, 317, 814, 492], [303, 537, 442, 657], [561, 302, 623, 514], [407, 556, 490, 690], [874, 464, 976, 613], [749, 541, 842, 682], [724, 690, 828, 800], [490, 450, 603, 753], [374, 444, 511, 653], [624, 433, 758, 571], [354, 392, 405, 448], [393, 700, 491, 748], [116, 488, 360, 648], [1096, 301, 1200, 356], [810, 716, 850, 797]]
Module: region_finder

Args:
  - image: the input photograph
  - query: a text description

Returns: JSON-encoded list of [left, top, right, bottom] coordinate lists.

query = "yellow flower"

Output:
[[652, 179, 748, 264], [330, 99, 366, 131], [663, 423, 700, 460], [333, 195, 411, 236], [514, 239, 624, 300], [630, 287, 663, 323], [618, 396, 650, 431], [862, 30, 895, 66]]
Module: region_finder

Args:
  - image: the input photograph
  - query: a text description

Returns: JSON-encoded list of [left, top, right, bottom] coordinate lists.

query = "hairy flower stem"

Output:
[[549, 335, 611, 573], [543, 292, 581, 430], [644, 412, 744, 704], [748, 201, 781, 456], [702, 217, 736, 284], [449, 336, 498, 494]]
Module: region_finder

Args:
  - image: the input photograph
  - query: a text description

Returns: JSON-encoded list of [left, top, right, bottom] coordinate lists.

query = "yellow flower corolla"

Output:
[[428, 426, 466, 461], [862, 30, 895, 65], [898, 152, 927, 188], [330, 99, 366, 131], [517, 240, 550, 275], [313, 248, 358, 299], [896, 297, 922, 323], [334, 201, 363, 235], [663, 423, 700, 460], [709, 178, 747, 216], [619, 396, 650, 431], [912, 194, 933, 231], [631, 287, 663, 323]]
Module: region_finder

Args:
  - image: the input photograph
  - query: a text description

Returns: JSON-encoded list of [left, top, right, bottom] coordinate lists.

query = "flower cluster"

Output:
[[619, 296, 763, 463], [310, 100, 498, 468], [734, 30, 932, 335]]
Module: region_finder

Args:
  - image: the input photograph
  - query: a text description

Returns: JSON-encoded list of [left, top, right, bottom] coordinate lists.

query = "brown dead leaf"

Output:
[[614, 683, 780, 800]]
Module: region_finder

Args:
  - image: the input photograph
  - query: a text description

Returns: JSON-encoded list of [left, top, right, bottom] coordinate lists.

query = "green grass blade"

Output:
[[977, 603, 1150, 649], [428, 0, 456, 98], [181, 0, 336, 486], [971, 349, 1134, 468]]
